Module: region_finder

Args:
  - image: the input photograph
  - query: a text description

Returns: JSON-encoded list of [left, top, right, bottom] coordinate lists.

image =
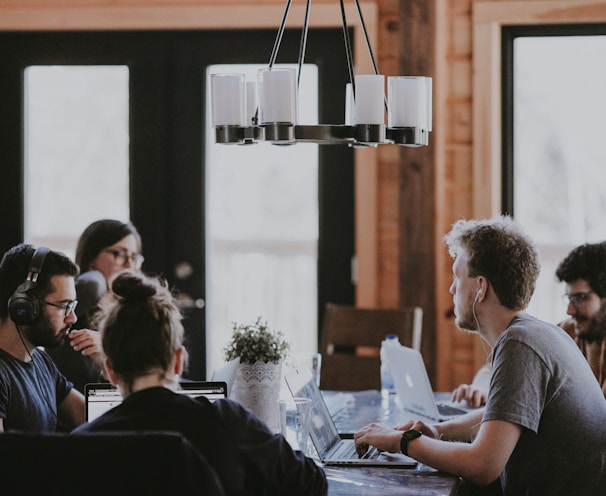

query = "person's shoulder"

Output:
[[33, 347, 60, 369], [505, 314, 560, 336], [76, 270, 108, 311]]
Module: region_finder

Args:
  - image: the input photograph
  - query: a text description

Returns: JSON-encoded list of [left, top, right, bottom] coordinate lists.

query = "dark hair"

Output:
[[100, 272, 184, 390], [75, 219, 142, 272], [555, 242, 606, 297], [443, 216, 540, 310], [0, 244, 79, 319]]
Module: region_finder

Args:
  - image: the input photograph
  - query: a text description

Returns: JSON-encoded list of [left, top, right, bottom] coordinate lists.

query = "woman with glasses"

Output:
[[48, 219, 143, 395]]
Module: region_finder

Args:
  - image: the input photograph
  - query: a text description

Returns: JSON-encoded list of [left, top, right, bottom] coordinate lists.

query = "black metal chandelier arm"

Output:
[[269, 0, 294, 68], [339, 0, 357, 94], [296, 0, 312, 86]]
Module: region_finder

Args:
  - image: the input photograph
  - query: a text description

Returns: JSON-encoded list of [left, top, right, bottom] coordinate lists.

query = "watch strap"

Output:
[[400, 429, 422, 456]]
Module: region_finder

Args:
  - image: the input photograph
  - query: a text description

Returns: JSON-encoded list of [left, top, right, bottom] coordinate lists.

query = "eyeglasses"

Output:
[[562, 291, 595, 308], [103, 249, 144, 269], [44, 299, 78, 317]]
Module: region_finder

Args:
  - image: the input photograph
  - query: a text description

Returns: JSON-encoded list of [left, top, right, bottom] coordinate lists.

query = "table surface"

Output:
[[320, 390, 463, 496]]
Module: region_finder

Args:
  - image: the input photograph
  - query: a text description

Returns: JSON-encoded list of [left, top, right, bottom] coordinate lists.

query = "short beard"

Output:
[[24, 312, 67, 349], [581, 300, 606, 343], [456, 294, 480, 333]]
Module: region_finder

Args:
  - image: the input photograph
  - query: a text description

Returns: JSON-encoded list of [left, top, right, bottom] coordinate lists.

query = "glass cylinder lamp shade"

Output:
[[245, 81, 258, 126], [387, 76, 431, 129], [258, 68, 297, 143], [344, 82, 355, 126], [210, 73, 246, 127], [258, 68, 297, 124], [354, 75, 385, 125]]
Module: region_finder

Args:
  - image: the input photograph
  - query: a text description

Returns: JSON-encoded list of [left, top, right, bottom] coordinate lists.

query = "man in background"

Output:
[[556, 241, 606, 395]]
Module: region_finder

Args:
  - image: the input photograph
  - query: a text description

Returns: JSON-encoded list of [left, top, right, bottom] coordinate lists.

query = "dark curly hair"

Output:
[[555, 242, 606, 297]]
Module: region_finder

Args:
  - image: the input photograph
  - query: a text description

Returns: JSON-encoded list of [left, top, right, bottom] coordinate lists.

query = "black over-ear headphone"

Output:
[[8, 246, 50, 326]]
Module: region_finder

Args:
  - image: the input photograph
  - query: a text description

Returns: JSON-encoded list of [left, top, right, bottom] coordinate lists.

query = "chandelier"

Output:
[[209, 0, 432, 148]]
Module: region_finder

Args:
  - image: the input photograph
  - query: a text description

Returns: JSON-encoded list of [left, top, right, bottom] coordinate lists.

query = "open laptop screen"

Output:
[[85, 381, 228, 422]]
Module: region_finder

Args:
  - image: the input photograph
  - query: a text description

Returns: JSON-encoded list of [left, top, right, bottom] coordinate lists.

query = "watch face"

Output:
[[404, 429, 422, 440]]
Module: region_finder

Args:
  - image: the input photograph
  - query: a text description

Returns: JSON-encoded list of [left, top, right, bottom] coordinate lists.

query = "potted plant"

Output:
[[223, 317, 290, 430]]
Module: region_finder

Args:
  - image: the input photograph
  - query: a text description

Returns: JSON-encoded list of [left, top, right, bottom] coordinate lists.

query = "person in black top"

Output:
[[73, 271, 327, 496]]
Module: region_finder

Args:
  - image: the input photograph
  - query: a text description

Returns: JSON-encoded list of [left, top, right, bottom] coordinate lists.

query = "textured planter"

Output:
[[232, 360, 282, 432]]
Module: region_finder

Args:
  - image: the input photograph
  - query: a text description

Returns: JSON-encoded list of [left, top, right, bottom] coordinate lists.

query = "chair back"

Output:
[[319, 303, 423, 391], [0, 430, 225, 496]]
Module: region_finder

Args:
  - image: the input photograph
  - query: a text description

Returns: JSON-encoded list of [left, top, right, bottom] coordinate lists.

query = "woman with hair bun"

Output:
[[73, 271, 327, 496]]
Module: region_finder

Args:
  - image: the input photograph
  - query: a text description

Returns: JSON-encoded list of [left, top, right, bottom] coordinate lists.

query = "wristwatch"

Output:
[[400, 429, 422, 456]]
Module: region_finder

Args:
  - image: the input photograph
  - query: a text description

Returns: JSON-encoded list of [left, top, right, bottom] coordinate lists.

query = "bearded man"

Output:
[[556, 241, 606, 396]]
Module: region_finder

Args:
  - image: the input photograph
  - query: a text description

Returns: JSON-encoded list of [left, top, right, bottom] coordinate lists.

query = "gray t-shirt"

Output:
[[484, 313, 606, 495]]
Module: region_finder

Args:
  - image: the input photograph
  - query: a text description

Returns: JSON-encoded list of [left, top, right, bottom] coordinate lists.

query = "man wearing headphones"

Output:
[[0, 243, 86, 432]]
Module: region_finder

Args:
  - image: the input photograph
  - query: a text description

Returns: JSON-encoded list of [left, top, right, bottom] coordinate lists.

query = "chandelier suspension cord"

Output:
[[269, 0, 293, 68], [353, 0, 379, 75], [296, 0, 312, 87], [339, 0, 356, 96], [353, 0, 388, 112]]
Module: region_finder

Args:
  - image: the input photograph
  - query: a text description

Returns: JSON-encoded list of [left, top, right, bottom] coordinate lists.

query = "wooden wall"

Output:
[[2, 0, 603, 390]]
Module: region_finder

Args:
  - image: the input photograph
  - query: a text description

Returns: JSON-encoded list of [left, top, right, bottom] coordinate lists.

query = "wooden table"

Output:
[[321, 390, 462, 495]]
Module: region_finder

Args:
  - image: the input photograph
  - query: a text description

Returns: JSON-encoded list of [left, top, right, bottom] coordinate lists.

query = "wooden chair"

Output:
[[319, 303, 423, 391]]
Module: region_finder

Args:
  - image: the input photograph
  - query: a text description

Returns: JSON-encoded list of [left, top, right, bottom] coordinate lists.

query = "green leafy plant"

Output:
[[223, 317, 290, 365]]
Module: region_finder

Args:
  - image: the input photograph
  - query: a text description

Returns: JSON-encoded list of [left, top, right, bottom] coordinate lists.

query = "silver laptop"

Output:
[[210, 357, 240, 398], [384, 345, 468, 422], [84, 381, 228, 422], [284, 363, 417, 467]]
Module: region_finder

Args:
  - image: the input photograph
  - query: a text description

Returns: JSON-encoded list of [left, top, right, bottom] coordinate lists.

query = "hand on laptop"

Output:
[[451, 383, 487, 408], [451, 364, 491, 408], [394, 419, 439, 439], [354, 423, 405, 457]]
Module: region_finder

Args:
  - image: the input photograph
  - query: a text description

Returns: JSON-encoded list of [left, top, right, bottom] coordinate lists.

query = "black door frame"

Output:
[[0, 28, 355, 378]]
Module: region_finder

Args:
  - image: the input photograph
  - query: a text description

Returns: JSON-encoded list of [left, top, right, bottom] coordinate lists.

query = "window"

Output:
[[205, 64, 319, 374], [505, 31, 606, 324], [24, 65, 130, 258]]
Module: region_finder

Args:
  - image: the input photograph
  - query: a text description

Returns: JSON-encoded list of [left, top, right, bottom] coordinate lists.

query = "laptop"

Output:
[[384, 345, 468, 422], [85, 381, 228, 422], [284, 362, 417, 467], [210, 357, 240, 398]]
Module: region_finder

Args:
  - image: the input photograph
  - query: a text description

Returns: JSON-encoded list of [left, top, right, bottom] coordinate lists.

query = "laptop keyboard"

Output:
[[333, 441, 378, 460], [437, 402, 467, 417]]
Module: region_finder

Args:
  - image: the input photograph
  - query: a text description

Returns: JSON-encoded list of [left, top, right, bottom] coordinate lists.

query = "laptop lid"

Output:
[[284, 363, 417, 467], [385, 345, 459, 422], [210, 357, 240, 398], [284, 362, 341, 459], [85, 381, 228, 422]]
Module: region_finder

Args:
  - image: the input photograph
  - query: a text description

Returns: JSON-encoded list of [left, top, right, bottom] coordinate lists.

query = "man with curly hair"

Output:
[[556, 241, 606, 395], [354, 216, 606, 495]]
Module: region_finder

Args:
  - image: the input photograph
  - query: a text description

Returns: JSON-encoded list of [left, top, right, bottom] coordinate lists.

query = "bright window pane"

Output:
[[206, 64, 319, 375], [514, 36, 606, 323], [24, 65, 130, 259]]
